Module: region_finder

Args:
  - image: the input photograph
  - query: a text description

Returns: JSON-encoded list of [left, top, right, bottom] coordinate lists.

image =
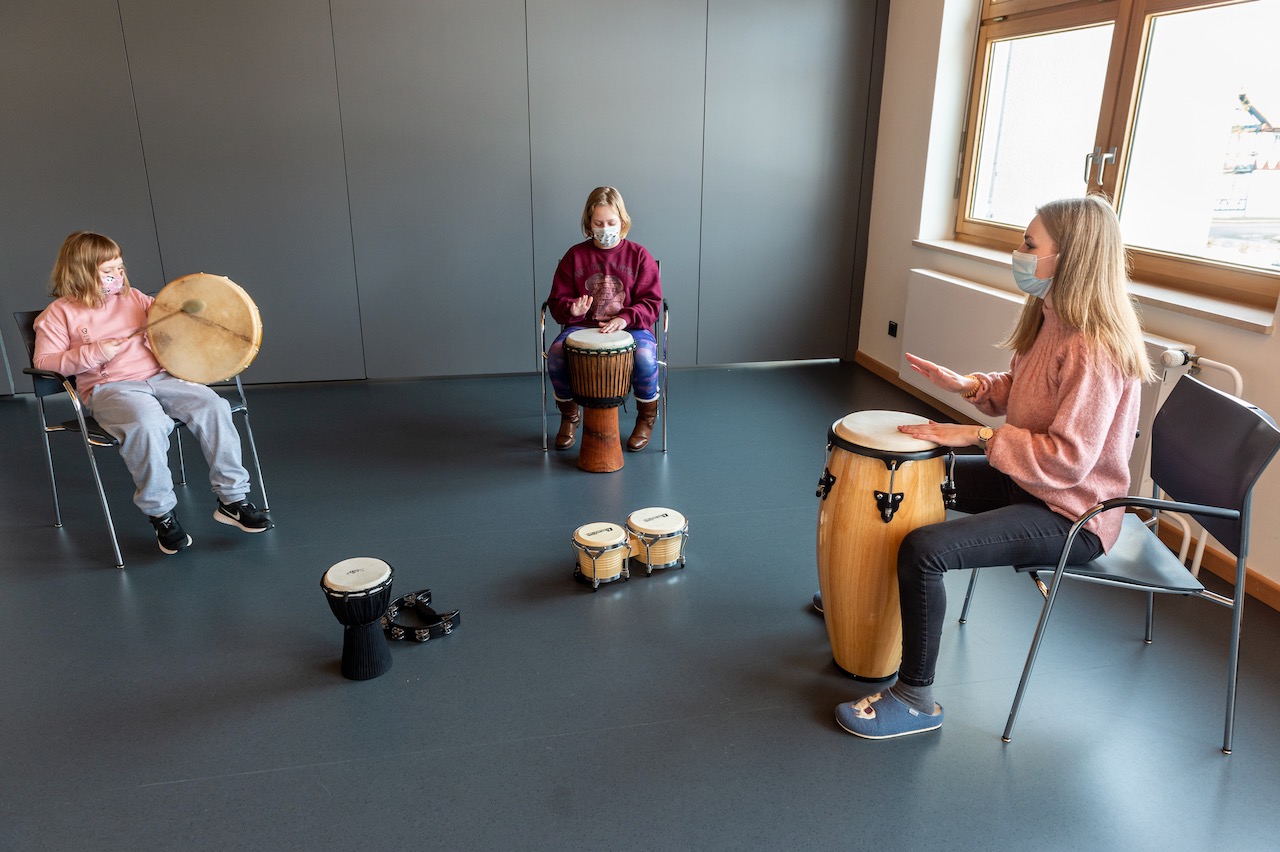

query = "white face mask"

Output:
[[1011, 250, 1055, 298], [592, 225, 622, 248]]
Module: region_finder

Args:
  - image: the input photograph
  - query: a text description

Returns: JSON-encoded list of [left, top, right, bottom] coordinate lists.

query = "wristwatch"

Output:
[[977, 426, 994, 449]]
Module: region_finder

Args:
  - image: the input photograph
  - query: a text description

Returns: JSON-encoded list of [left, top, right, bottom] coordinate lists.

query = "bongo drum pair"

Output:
[[815, 411, 954, 681], [571, 507, 689, 589], [563, 329, 635, 473]]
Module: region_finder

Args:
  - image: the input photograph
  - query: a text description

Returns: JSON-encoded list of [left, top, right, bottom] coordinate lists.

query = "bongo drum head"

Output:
[[833, 411, 939, 454], [573, 522, 627, 549], [564, 329, 636, 352], [625, 507, 687, 536], [148, 273, 262, 384]]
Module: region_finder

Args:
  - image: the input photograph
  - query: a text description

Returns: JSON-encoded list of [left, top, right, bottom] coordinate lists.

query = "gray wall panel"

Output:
[[0, 0, 164, 393], [528, 0, 706, 368], [699, 0, 877, 364], [117, 0, 363, 384], [2, 1, 883, 387], [332, 0, 534, 378]]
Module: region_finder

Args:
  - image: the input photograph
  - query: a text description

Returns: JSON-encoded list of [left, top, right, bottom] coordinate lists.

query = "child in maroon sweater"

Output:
[[837, 196, 1153, 739], [545, 187, 663, 452]]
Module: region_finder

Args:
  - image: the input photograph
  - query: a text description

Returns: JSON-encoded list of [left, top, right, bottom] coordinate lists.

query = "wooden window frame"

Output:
[[955, 0, 1279, 309]]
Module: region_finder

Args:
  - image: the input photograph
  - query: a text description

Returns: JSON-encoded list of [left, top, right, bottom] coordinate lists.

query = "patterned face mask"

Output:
[[100, 274, 124, 297], [592, 225, 622, 248]]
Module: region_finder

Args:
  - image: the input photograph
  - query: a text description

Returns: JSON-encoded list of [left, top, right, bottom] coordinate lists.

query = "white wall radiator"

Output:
[[898, 268, 1195, 500]]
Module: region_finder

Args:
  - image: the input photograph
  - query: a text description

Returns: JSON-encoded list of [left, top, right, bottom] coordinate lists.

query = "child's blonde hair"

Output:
[[579, 186, 632, 240], [50, 231, 128, 308], [1002, 196, 1154, 382]]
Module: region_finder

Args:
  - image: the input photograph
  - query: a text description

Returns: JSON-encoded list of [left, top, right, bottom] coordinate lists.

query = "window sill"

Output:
[[914, 238, 1277, 334]]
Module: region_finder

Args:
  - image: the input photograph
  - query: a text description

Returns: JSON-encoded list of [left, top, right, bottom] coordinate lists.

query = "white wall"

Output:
[[860, 0, 1280, 588]]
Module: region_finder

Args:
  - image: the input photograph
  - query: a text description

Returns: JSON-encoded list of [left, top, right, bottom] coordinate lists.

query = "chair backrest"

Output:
[[1150, 375, 1280, 556], [13, 310, 69, 399]]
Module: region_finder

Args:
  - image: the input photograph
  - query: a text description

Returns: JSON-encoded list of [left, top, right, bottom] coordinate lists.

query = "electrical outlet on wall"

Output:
[[888, 321, 898, 337]]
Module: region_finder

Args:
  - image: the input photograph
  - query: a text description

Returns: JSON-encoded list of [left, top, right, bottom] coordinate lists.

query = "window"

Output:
[[956, 0, 1280, 308]]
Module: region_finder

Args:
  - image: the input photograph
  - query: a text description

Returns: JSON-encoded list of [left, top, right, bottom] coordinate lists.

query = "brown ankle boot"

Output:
[[555, 399, 580, 450], [627, 399, 659, 451]]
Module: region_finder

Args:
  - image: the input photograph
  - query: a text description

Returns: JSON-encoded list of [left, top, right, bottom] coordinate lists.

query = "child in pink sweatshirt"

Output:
[[835, 196, 1154, 739], [33, 231, 272, 555]]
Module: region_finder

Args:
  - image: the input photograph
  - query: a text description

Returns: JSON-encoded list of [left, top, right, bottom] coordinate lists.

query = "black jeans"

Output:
[[895, 455, 1104, 688]]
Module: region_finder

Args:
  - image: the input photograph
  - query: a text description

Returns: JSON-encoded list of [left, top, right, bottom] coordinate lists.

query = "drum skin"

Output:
[[148, 273, 262, 383], [816, 413, 946, 680]]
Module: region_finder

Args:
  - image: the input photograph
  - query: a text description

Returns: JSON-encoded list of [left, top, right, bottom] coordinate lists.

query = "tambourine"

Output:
[[380, 589, 461, 642]]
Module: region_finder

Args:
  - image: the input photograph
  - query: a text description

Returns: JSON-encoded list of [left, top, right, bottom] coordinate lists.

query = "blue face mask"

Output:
[[1011, 250, 1055, 298]]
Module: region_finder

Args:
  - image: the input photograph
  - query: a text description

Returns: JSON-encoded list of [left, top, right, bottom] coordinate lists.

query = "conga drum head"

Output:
[[832, 410, 942, 456], [148, 273, 262, 384]]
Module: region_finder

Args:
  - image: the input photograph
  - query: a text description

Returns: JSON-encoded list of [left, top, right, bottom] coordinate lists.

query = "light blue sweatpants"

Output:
[[88, 373, 251, 517]]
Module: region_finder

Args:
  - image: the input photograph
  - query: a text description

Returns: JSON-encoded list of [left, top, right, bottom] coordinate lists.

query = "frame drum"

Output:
[[625, 507, 688, 574], [572, 522, 630, 589], [148, 273, 262, 384], [815, 411, 948, 680]]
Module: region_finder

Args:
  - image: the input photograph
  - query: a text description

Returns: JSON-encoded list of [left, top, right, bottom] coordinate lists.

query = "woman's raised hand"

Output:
[[569, 294, 593, 317], [904, 352, 975, 396]]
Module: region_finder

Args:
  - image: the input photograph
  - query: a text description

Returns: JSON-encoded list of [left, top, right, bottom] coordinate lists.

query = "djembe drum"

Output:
[[625, 507, 688, 575], [564, 329, 635, 473], [321, 557, 395, 680], [572, 521, 630, 589], [815, 411, 950, 680], [147, 273, 262, 383]]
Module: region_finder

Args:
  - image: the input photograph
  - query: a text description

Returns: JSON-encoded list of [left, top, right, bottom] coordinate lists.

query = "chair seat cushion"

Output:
[[1015, 513, 1205, 594]]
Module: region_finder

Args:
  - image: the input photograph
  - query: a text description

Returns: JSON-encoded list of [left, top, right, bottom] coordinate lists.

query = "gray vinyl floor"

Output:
[[2, 361, 1279, 851]]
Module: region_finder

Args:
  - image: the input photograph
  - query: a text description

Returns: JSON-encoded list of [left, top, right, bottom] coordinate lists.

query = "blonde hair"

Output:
[[50, 231, 128, 309], [1002, 196, 1154, 382], [579, 186, 632, 240]]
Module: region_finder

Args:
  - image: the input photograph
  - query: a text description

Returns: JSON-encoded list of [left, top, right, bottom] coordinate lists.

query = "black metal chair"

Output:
[[537, 263, 668, 453], [15, 310, 269, 569], [992, 375, 1280, 753]]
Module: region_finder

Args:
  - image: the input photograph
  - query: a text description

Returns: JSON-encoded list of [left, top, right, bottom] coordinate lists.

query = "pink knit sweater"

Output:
[[969, 302, 1142, 551], [33, 288, 164, 399]]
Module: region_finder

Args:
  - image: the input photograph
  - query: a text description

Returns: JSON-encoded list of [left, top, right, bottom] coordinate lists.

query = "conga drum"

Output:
[[625, 507, 688, 574], [564, 329, 635, 473], [148, 273, 262, 383], [815, 411, 948, 680], [321, 557, 395, 680], [572, 522, 630, 589]]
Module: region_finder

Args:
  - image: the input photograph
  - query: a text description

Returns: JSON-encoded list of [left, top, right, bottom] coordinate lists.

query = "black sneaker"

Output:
[[214, 499, 273, 533], [150, 511, 192, 555]]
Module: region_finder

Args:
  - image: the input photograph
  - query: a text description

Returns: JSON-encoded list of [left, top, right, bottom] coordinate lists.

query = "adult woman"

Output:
[[837, 196, 1153, 738]]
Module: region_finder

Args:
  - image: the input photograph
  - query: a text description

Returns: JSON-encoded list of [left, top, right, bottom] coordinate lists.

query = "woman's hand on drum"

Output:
[[904, 352, 976, 396], [569, 294, 593, 317], [898, 420, 983, 448], [598, 316, 627, 334]]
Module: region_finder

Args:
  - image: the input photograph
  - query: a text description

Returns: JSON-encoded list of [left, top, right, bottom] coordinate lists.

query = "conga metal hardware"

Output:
[[816, 467, 837, 500], [941, 452, 958, 508]]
